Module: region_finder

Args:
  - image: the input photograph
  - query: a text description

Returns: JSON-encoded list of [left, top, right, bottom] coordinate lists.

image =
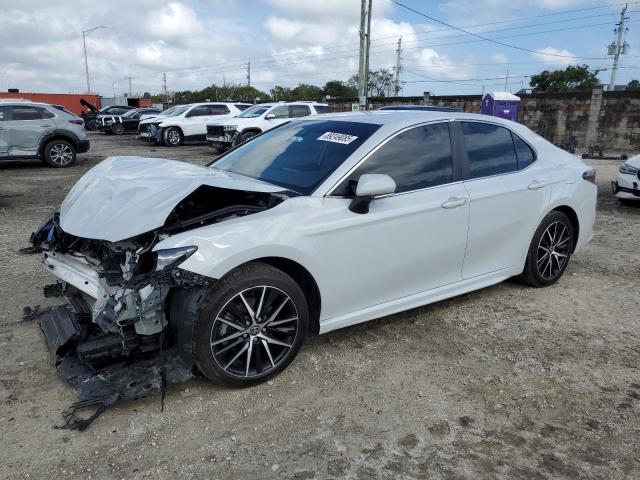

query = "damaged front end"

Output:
[[29, 215, 208, 429], [26, 162, 290, 429]]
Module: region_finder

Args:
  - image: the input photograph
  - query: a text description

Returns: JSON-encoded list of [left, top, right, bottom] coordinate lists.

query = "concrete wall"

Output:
[[328, 89, 640, 154]]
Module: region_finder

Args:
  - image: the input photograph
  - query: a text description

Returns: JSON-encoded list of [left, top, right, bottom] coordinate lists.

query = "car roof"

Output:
[[0, 100, 52, 107], [295, 110, 524, 131], [378, 105, 462, 112]]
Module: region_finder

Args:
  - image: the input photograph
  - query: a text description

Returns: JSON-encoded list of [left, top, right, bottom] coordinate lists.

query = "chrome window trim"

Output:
[[325, 119, 457, 198]]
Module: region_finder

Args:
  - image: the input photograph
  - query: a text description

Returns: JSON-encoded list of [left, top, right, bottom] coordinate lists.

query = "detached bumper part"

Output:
[[37, 305, 193, 430]]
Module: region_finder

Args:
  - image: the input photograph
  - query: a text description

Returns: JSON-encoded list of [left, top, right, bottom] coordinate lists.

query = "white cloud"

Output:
[[144, 2, 204, 39], [532, 47, 578, 65], [411, 48, 475, 80], [491, 53, 508, 63]]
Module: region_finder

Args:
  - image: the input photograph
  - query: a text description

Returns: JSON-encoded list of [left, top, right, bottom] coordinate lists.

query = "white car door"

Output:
[[261, 105, 291, 132], [456, 120, 552, 279], [181, 105, 210, 138], [320, 122, 470, 318]]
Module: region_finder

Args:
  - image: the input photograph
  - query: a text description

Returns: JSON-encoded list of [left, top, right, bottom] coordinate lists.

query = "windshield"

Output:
[[165, 105, 188, 117], [211, 120, 381, 195], [121, 109, 139, 118], [160, 106, 178, 115], [238, 105, 271, 118]]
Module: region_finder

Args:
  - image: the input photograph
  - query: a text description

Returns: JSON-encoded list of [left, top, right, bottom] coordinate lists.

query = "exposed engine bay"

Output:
[[26, 183, 288, 430]]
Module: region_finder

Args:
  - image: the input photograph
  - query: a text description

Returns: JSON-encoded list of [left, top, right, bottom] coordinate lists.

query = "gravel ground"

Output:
[[0, 132, 639, 480]]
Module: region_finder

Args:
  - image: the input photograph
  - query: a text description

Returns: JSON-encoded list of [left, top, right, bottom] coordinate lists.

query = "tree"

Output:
[[626, 79, 640, 90], [173, 82, 271, 104], [348, 68, 399, 97], [529, 65, 599, 92], [291, 83, 324, 100], [322, 80, 357, 98]]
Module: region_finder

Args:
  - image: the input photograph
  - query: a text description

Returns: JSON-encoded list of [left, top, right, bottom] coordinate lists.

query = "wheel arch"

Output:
[[38, 131, 79, 156], [551, 205, 579, 253], [243, 256, 321, 335], [239, 127, 262, 136]]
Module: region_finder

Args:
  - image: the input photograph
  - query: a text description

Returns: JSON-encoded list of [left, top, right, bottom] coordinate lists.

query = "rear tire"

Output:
[[193, 263, 308, 387], [163, 127, 183, 147], [519, 211, 574, 287], [43, 140, 76, 168]]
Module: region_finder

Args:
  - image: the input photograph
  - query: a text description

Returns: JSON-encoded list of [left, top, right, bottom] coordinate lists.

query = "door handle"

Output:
[[528, 180, 547, 190], [441, 197, 468, 209]]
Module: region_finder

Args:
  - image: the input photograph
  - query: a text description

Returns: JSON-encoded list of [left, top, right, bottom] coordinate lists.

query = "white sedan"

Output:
[[612, 154, 640, 201], [31, 111, 597, 402]]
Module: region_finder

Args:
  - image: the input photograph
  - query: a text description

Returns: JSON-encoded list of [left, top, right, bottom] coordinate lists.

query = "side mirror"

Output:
[[265, 113, 276, 120], [349, 174, 396, 214]]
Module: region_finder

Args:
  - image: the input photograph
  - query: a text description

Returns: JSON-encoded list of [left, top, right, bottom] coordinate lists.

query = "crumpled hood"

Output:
[[60, 156, 284, 242]]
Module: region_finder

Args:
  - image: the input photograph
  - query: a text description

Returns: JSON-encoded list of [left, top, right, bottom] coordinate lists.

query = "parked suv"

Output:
[[206, 101, 331, 151], [138, 102, 252, 146], [0, 101, 90, 167]]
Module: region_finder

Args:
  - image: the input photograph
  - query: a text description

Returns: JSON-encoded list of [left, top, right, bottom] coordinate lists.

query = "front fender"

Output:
[[153, 197, 324, 281]]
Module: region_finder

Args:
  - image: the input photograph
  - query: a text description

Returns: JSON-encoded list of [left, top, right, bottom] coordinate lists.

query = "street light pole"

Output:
[[82, 26, 106, 93]]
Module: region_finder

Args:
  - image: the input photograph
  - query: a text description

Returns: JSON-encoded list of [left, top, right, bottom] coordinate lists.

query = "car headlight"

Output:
[[223, 125, 238, 131], [155, 246, 198, 271], [619, 163, 639, 175]]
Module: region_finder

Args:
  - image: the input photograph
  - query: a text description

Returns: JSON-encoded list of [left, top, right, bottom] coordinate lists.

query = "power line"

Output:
[[140, 7, 634, 80], [390, 0, 609, 59]]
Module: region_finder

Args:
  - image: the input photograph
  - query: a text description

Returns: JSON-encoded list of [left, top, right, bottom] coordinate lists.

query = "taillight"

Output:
[[582, 168, 597, 184], [69, 119, 84, 125]]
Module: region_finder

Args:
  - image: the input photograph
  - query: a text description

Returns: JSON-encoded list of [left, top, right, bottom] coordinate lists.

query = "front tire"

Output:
[[43, 140, 76, 168], [237, 131, 257, 145], [86, 118, 99, 131], [111, 123, 125, 135], [193, 263, 308, 386], [519, 211, 574, 287], [163, 127, 183, 147]]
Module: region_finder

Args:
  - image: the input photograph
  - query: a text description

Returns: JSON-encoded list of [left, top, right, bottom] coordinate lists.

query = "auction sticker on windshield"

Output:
[[317, 132, 358, 144]]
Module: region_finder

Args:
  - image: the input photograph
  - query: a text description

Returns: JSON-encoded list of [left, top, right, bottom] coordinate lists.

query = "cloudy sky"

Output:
[[1, 0, 638, 97]]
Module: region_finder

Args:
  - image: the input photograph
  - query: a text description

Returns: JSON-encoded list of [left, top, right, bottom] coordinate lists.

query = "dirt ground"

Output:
[[0, 132, 638, 480]]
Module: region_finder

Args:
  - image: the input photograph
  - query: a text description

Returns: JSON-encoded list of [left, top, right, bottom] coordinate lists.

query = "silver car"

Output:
[[0, 101, 90, 167]]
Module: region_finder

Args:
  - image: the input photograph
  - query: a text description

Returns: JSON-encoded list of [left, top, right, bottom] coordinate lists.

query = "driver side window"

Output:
[[333, 122, 454, 195], [187, 106, 209, 117], [269, 106, 289, 119]]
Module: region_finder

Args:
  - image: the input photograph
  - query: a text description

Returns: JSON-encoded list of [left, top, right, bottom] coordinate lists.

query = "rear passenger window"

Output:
[[289, 105, 311, 118], [461, 122, 517, 179], [512, 133, 536, 169], [334, 122, 453, 195], [11, 106, 48, 121], [210, 105, 230, 115], [314, 105, 332, 114]]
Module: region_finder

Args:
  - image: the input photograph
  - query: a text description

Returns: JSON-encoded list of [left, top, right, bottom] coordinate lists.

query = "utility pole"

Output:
[[394, 37, 402, 96], [504, 68, 509, 91], [608, 4, 629, 91], [82, 26, 105, 93], [124, 76, 134, 96], [247, 60, 251, 87], [162, 72, 168, 105], [357, 0, 373, 110]]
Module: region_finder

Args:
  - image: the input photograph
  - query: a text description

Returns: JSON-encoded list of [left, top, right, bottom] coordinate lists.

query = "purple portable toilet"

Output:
[[481, 91, 520, 122]]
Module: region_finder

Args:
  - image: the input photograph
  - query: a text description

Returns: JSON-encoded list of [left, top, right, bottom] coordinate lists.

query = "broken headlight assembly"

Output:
[[155, 245, 198, 270]]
